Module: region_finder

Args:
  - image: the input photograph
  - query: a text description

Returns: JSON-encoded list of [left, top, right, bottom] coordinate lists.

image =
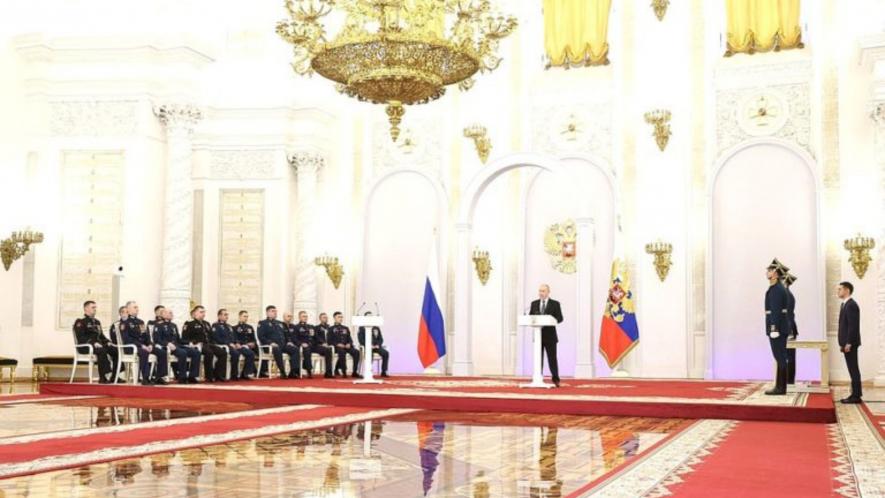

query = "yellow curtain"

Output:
[[544, 0, 612, 68], [725, 0, 804, 56]]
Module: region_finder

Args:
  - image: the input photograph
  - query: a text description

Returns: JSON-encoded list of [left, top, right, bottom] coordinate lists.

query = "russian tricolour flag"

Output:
[[417, 241, 446, 368]]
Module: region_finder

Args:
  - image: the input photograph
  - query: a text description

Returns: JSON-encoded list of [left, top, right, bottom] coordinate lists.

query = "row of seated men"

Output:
[[73, 300, 391, 385]]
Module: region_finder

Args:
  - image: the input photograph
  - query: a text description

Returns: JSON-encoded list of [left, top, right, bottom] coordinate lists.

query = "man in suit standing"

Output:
[[837, 281, 862, 404], [529, 284, 564, 387]]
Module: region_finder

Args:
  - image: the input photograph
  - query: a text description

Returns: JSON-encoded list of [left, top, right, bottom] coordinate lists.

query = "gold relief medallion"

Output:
[[544, 219, 577, 274]]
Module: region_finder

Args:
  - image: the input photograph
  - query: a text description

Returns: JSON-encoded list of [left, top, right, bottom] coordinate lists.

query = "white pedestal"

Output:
[[786, 339, 830, 394], [353, 316, 384, 385], [518, 315, 557, 389]]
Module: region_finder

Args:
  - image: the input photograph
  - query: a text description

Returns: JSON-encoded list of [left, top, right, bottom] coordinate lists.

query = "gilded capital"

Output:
[[153, 103, 203, 132], [287, 150, 325, 173]]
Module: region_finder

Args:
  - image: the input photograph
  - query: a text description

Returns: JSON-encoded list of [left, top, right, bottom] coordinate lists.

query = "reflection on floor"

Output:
[[0, 412, 687, 497], [0, 397, 257, 439]]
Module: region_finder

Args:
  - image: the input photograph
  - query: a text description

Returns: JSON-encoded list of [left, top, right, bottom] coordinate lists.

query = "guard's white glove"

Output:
[[769, 332, 780, 339]]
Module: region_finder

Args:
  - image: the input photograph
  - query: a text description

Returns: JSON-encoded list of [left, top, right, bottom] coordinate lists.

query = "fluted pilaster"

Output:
[[289, 151, 324, 321], [871, 103, 885, 386], [154, 103, 202, 321]]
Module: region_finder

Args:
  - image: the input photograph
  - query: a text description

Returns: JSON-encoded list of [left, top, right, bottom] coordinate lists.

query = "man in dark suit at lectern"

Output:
[[837, 281, 862, 404], [529, 284, 564, 387]]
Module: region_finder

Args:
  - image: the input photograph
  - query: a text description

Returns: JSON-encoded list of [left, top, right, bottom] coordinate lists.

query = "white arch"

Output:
[[452, 152, 596, 377], [358, 167, 450, 350], [704, 138, 823, 379]]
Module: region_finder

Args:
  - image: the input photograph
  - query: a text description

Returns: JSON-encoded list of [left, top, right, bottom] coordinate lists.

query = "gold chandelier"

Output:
[[276, 0, 517, 141]]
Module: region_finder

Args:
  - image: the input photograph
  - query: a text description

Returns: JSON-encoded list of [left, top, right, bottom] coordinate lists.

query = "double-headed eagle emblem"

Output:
[[544, 219, 577, 274]]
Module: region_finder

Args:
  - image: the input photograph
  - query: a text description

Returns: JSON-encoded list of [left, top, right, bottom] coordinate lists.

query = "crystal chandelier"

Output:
[[276, 0, 517, 141]]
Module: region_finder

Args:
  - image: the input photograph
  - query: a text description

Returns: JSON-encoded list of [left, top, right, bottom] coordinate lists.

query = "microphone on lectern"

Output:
[[374, 302, 380, 315], [356, 302, 367, 315]]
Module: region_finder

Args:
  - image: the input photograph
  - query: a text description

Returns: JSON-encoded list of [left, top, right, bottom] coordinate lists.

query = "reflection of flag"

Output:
[[417, 240, 446, 368], [601, 431, 639, 470], [599, 259, 640, 368], [417, 421, 445, 496]]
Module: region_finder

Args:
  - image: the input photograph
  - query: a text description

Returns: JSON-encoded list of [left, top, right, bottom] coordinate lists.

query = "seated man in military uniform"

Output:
[[120, 301, 168, 385], [182, 306, 227, 382], [258, 306, 300, 378], [108, 306, 127, 345], [330, 311, 360, 377], [297, 311, 333, 379], [73, 300, 118, 383], [357, 311, 390, 378], [153, 308, 201, 384], [212, 308, 255, 380]]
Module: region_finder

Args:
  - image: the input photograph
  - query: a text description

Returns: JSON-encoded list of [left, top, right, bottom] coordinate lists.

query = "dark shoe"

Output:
[[554, 380, 561, 388], [140, 380, 152, 386], [764, 387, 786, 395], [99, 378, 110, 384], [841, 397, 862, 404], [324, 373, 334, 379], [380, 372, 389, 378], [287, 373, 299, 379], [154, 378, 168, 386], [115, 377, 126, 384], [187, 377, 199, 384], [351, 372, 361, 378], [306, 372, 313, 379]]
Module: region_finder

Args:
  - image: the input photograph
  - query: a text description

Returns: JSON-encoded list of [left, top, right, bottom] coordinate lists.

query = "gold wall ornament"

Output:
[[314, 255, 344, 289], [277, 0, 517, 141], [843, 234, 875, 279], [472, 248, 492, 285], [645, 240, 673, 282], [1, 229, 43, 271], [544, 220, 577, 274], [463, 124, 492, 163], [651, 0, 669, 21], [644, 109, 672, 151]]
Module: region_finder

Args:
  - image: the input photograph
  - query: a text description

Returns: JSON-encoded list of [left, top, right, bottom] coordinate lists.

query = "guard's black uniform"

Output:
[[785, 285, 798, 384], [212, 321, 256, 379], [765, 280, 790, 393], [305, 322, 334, 377], [182, 319, 227, 382], [153, 320, 201, 382], [120, 316, 168, 383], [357, 326, 390, 376], [331, 324, 360, 376], [73, 315, 118, 383], [258, 318, 300, 377]]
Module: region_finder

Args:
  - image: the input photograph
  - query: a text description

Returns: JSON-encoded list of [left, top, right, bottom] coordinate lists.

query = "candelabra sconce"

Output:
[[463, 125, 492, 164], [314, 255, 344, 289], [651, 0, 669, 21], [1, 229, 44, 271], [644, 109, 672, 151], [645, 240, 673, 282], [843, 234, 875, 279], [472, 248, 492, 285]]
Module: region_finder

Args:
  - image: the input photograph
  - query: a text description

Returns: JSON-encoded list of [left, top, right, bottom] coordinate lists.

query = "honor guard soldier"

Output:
[[73, 300, 118, 383], [235, 310, 258, 355], [357, 311, 390, 377], [109, 306, 128, 345], [784, 273, 798, 385], [153, 309, 201, 384], [764, 259, 791, 395], [301, 311, 334, 378], [212, 309, 256, 380], [183, 306, 228, 382], [120, 301, 168, 385], [331, 311, 360, 377], [258, 306, 300, 378]]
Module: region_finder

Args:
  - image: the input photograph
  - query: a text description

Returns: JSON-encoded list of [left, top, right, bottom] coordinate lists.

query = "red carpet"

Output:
[[40, 376, 836, 423], [661, 422, 850, 497], [0, 404, 395, 479], [859, 402, 885, 438]]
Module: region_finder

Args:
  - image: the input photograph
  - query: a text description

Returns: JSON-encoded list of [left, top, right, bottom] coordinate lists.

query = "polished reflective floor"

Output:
[[0, 411, 686, 497], [0, 398, 256, 438]]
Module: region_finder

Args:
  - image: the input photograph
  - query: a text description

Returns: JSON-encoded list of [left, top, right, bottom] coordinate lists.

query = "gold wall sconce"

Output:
[[472, 248, 492, 285], [644, 109, 672, 151], [844, 233, 875, 279], [645, 240, 673, 282], [1, 229, 43, 271], [463, 124, 492, 164], [314, 255, 344, 289], [651, 0, 669, 21]]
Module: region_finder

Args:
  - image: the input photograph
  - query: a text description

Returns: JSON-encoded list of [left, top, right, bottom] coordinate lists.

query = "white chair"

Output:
[[255, 333, 289, 378], [358, 344, 388, 376], [116, 341, 156, 384], [69, 331, 99, 383], [304, 345, 327, 376]]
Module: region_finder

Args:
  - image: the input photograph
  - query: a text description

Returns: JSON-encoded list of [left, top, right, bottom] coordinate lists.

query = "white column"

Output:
[[871, 103, 885, 386], [154, 104, 202, 321], [289, 151, 324, 320], [574, 217, 596, 378], [452, 222, 473, 376]]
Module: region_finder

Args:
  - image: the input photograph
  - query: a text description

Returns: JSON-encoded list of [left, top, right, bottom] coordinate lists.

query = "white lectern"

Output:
[[352, 315, 384, 384], [518, 315, 557, 388]]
